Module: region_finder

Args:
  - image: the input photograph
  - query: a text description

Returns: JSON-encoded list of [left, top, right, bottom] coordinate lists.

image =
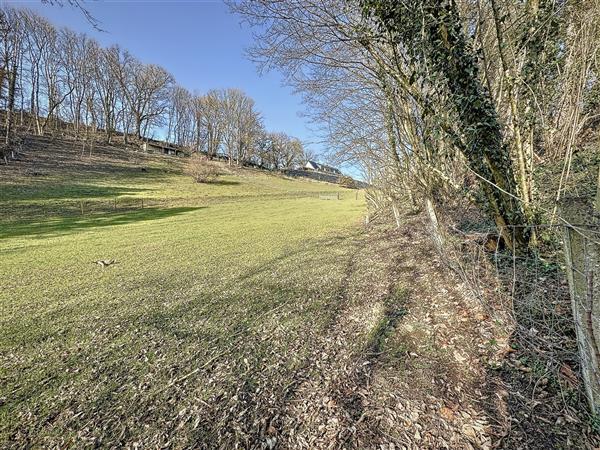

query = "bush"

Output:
[[338, 175, 356, 189], [185, 155, 221, 183]]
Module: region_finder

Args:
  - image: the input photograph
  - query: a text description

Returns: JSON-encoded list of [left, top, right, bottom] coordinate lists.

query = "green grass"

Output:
[[366, 287, 408, 352], [0, 147, 368, 447], [1, 149, 354, 223]]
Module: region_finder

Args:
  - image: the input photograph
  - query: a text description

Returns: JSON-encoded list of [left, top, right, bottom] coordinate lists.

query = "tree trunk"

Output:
[[562, 193, 600, 414], [5, 61, 17, 145], [18, 54, 24, 126], [425, 197, 445, 255], [391, 202, 401, 229], [136, 116, 142, 139], [364, 0, 533, 251], [0, 57, 7, 105], [490, 0, 535, 231], [426, 1, 531, 250]]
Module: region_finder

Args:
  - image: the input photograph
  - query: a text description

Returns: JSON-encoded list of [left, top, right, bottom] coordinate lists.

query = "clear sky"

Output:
[[4, 0, 330, 160]]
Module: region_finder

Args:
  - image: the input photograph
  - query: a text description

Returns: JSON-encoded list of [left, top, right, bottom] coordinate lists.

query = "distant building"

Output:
[[141, 140, 187, 157], [304, 160, 342, 175]]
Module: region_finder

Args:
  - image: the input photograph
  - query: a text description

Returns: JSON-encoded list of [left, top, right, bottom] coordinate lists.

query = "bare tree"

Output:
[[91, 44, 119, 143], [166, 85, 193, 146], [0, 8, 23, 146], [21, 10, 74, 135], [59, 28, 95, 137], [259, 131, 304, 169], [221, 88, 262, 165], [110, 51, 173, 140], [1, 4, 311, 171], [193, 90, 225, 158]]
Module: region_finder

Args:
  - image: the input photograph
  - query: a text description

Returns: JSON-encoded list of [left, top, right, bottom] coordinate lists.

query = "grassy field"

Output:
[[0, 138, 372, 447], [4, 138, 596, 448], [1, 137, 354, 226]]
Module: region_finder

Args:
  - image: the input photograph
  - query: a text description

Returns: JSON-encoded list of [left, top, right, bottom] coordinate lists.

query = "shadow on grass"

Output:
[[1, 206, 205, 239], [365, 287, 408, 356], [1, 183, 151, 202], [137, 232, 364, 342], [204, 180, 240, 186]]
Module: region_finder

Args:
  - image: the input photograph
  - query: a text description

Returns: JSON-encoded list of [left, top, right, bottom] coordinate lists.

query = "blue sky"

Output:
[[5, 0, 330, 160]]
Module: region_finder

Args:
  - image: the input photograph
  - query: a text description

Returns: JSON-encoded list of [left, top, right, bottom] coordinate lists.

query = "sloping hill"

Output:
[[1, 135, 353, 226], [0, 135, 369, 447], [2, 136, 594, 448]]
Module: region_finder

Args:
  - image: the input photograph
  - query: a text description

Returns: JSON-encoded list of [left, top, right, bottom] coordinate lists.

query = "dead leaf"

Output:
[[440, 406, 454, 421], [559, 363, 579, 387]]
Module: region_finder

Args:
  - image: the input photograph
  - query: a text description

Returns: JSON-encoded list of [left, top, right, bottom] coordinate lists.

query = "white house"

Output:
[[304, 160, 342, 175]]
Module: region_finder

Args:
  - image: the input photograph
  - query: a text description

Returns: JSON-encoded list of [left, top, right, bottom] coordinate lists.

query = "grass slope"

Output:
[[1, 136, 353, 224], [0, 138, 365, 446]]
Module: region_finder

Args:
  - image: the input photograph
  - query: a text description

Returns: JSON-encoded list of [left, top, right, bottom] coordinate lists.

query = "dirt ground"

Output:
[[254, 215, 490, 449], [266, 212, 599, 449]]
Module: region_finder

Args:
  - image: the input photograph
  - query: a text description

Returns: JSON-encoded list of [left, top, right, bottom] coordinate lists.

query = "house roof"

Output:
[[144, 139, 177, 150], [306, 160, 341, 174]]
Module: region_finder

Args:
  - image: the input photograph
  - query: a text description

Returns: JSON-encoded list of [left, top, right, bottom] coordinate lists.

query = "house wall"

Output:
[[142, 142, 166, 154]]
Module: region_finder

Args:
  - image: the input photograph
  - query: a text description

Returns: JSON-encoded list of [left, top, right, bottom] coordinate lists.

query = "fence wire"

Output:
[[439, 210, 600, 411]]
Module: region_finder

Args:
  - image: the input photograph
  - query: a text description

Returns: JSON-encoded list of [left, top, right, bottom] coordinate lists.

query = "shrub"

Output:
[[338, 175, 356, 189], [185, 155, 220, 183]]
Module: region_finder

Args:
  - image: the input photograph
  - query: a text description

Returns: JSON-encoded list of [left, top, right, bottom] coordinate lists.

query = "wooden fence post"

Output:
[[562, 196, 600, 414], [425, 197, 445, 256], [391, 203, 401, 229], [80, 200, 84, 215]]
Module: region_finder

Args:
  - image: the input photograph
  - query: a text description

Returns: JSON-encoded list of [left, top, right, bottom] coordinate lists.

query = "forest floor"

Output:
[[1, 136, 598, 448]]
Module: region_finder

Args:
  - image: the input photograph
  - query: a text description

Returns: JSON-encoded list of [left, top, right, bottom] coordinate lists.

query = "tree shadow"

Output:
[[234, 233, 357, 284], [1, 184, 151, 202], [206, 180, 240, 186], [136, 232, 363, 340], [1, 206, 205, 239]]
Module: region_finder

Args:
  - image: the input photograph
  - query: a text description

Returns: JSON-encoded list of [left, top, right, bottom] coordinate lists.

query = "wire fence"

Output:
[[3, 190, 361, 222], [439, 211, 600, 413], [562, 222, 600, 410]]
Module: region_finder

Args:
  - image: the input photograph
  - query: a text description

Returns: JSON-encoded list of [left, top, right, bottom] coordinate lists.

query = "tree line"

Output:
[[0, 6, 313, 169], [233, 0, 600, 252]]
